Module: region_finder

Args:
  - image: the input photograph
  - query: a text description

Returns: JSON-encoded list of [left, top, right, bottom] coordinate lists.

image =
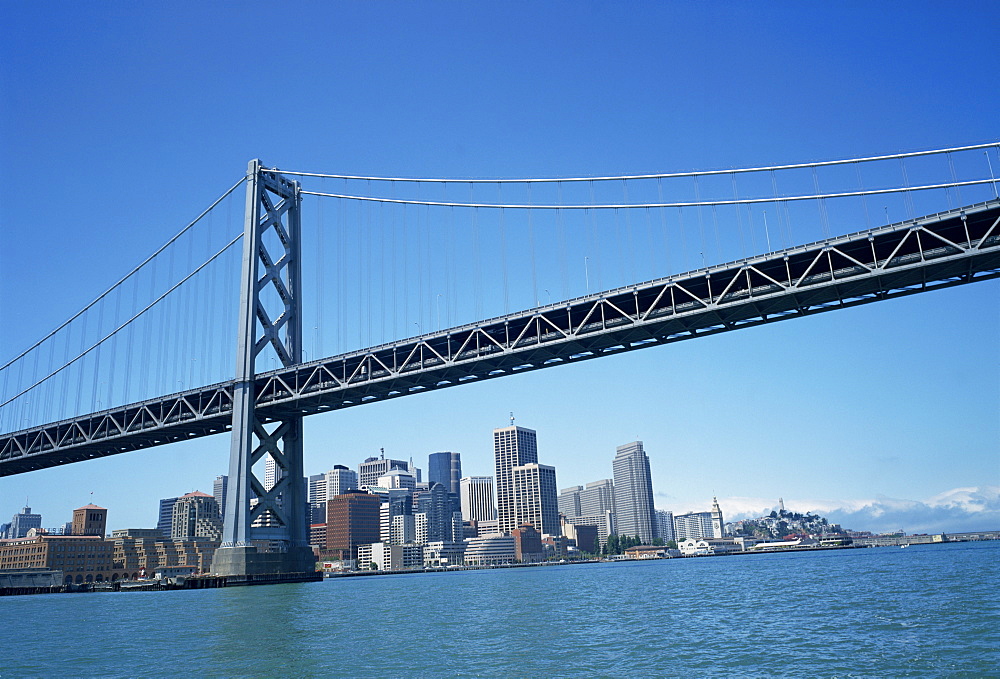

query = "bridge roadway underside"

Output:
[[2, 201, 999, 476]]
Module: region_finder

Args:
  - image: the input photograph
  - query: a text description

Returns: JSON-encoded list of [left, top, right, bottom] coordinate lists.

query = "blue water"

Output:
[[2, 541, 997, 677]]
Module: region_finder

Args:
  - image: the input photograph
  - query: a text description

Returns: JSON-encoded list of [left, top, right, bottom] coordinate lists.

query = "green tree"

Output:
[[666, 540, 677, 549], [652, 537, 664, 546]]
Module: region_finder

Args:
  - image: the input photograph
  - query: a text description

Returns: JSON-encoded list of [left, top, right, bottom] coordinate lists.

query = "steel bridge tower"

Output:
[[213, 160, 315, 576]]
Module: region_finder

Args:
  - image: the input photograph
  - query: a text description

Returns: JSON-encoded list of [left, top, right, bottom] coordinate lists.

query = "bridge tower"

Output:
[[213, 160, 314, 576]]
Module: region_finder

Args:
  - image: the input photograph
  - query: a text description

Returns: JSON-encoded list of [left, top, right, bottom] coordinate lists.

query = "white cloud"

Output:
[[710, 486, 1000, 534]]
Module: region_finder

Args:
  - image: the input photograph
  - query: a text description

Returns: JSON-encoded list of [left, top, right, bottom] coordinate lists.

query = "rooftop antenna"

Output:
[[380, 447, 385, 460], [510, 411, 515, 426]]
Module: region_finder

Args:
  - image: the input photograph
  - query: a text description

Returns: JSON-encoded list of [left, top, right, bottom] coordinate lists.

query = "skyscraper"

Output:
[[612, 441, 657, 544], [326, 490, 381, 561], [9, 505, 42, 539], [157, 497, 180, 537], [655, 509, 676, 542], [558, 486, 582, 518], [428, 451, 462, 496], [494, 425, 538, 534], [460, 476, 497, 522], [213, 475, 229, 521], [358, 455, 419, 488], [513, 463, 559, 536], [580, 479, 616, 517], [325, 465, 358, 497]]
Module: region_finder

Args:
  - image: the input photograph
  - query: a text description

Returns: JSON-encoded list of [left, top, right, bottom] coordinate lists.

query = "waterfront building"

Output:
[[325, 465, 359, 497], [677, 537, 741, 556], [512, 463, 559, 536], [460, 476, 496, 522], [580, 479, 616, 517], [325, 490, 380, 560], [110, 529, 218, 579], [542, 535, 570, 560], [0, 534, 117, 583], [656, 509, 676, 542], [494, 425, 538, 534], [673, 511, 714, 541], [423, 541, 466, 568], [213, 475, 228, 520], [612, 441, 657, 544], [558, 486, 582, 518], [512, 524, 545, 563], [170, 492, 223, 541], [463, 534, 516, 566], [428, 451, 462, 495], [358, 455, 419, 488], [72, 504, 107, 538], [357, 542, 424, 571], [9, 506, 42, 539]]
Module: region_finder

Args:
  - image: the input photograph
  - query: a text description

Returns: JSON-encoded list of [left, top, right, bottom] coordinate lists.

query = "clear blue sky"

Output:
[[2, 2, 997, 534]]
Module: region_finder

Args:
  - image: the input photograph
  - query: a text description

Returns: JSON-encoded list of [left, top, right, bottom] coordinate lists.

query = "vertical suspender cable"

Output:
[[557, 182, 569, 300], [731, 172, 747, 259], [855, 162, 872, 229], [528, 184, 538, 306], [694, 176, 707, 267], [657, 178, 671, 275], [812, 167, 831, 238]]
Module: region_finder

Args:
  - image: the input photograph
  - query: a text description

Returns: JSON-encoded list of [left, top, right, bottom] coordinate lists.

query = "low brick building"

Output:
[[0, 534, 116, 584]]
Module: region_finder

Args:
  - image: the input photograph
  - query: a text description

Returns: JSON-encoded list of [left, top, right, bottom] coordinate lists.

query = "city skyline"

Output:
[[1, 4, 997, 538]]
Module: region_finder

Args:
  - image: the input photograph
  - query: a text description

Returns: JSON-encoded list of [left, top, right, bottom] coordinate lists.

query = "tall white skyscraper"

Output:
[[655, 509, 675, 542], [494, 425, 538, 534], [673, 511, 714, 541], [612, 441, 657, 544], [512, 463, 559, 536], [460, 476, 497, 522]]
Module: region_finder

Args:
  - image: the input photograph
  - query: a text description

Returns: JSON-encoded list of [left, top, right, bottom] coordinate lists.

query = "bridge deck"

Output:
[[2, 200, 998, 476]]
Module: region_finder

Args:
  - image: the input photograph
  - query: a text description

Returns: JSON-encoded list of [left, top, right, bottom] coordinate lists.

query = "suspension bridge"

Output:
[[2, 143, 998, 576]]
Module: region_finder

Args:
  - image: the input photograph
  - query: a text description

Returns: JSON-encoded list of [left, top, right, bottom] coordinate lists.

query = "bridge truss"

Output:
[[3, 198, 997, 477]]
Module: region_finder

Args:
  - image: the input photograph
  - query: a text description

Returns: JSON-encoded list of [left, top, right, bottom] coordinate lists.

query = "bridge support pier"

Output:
[[214, 160, 314, 578]]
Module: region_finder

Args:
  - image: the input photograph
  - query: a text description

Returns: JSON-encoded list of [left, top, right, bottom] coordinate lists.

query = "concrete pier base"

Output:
[[212, 545, 316, 577]]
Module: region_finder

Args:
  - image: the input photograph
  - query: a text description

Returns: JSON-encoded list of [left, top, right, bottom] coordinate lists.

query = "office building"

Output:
[[463, 535, 516, 566], [580, 479, 616, 517], [358, 455, 419, 488], [612, 441, 657, 544], [170, 492, 223, 541], [512, 463, 559, 536], [428, 451, 462, 495], [656, 509, 676, 542], [0, 534, 116, 584], [213, 475, 228, 520], [460, 476, 496, 522], [377, 469, 417, 491], [558, 486, 582, 518], [72, 504, 107, 538], [264, 456, 281, 491], [494, 425, 538, 534], [157, 497, 180, 537], [512, 524, 545, 563], [8, 506, 42, 539], [413, 483, 463, 543], [325, 490, 380, 560], [325, 465, 359, 497], [673, 511, 714, 541], [565, 511, 616, 548]]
